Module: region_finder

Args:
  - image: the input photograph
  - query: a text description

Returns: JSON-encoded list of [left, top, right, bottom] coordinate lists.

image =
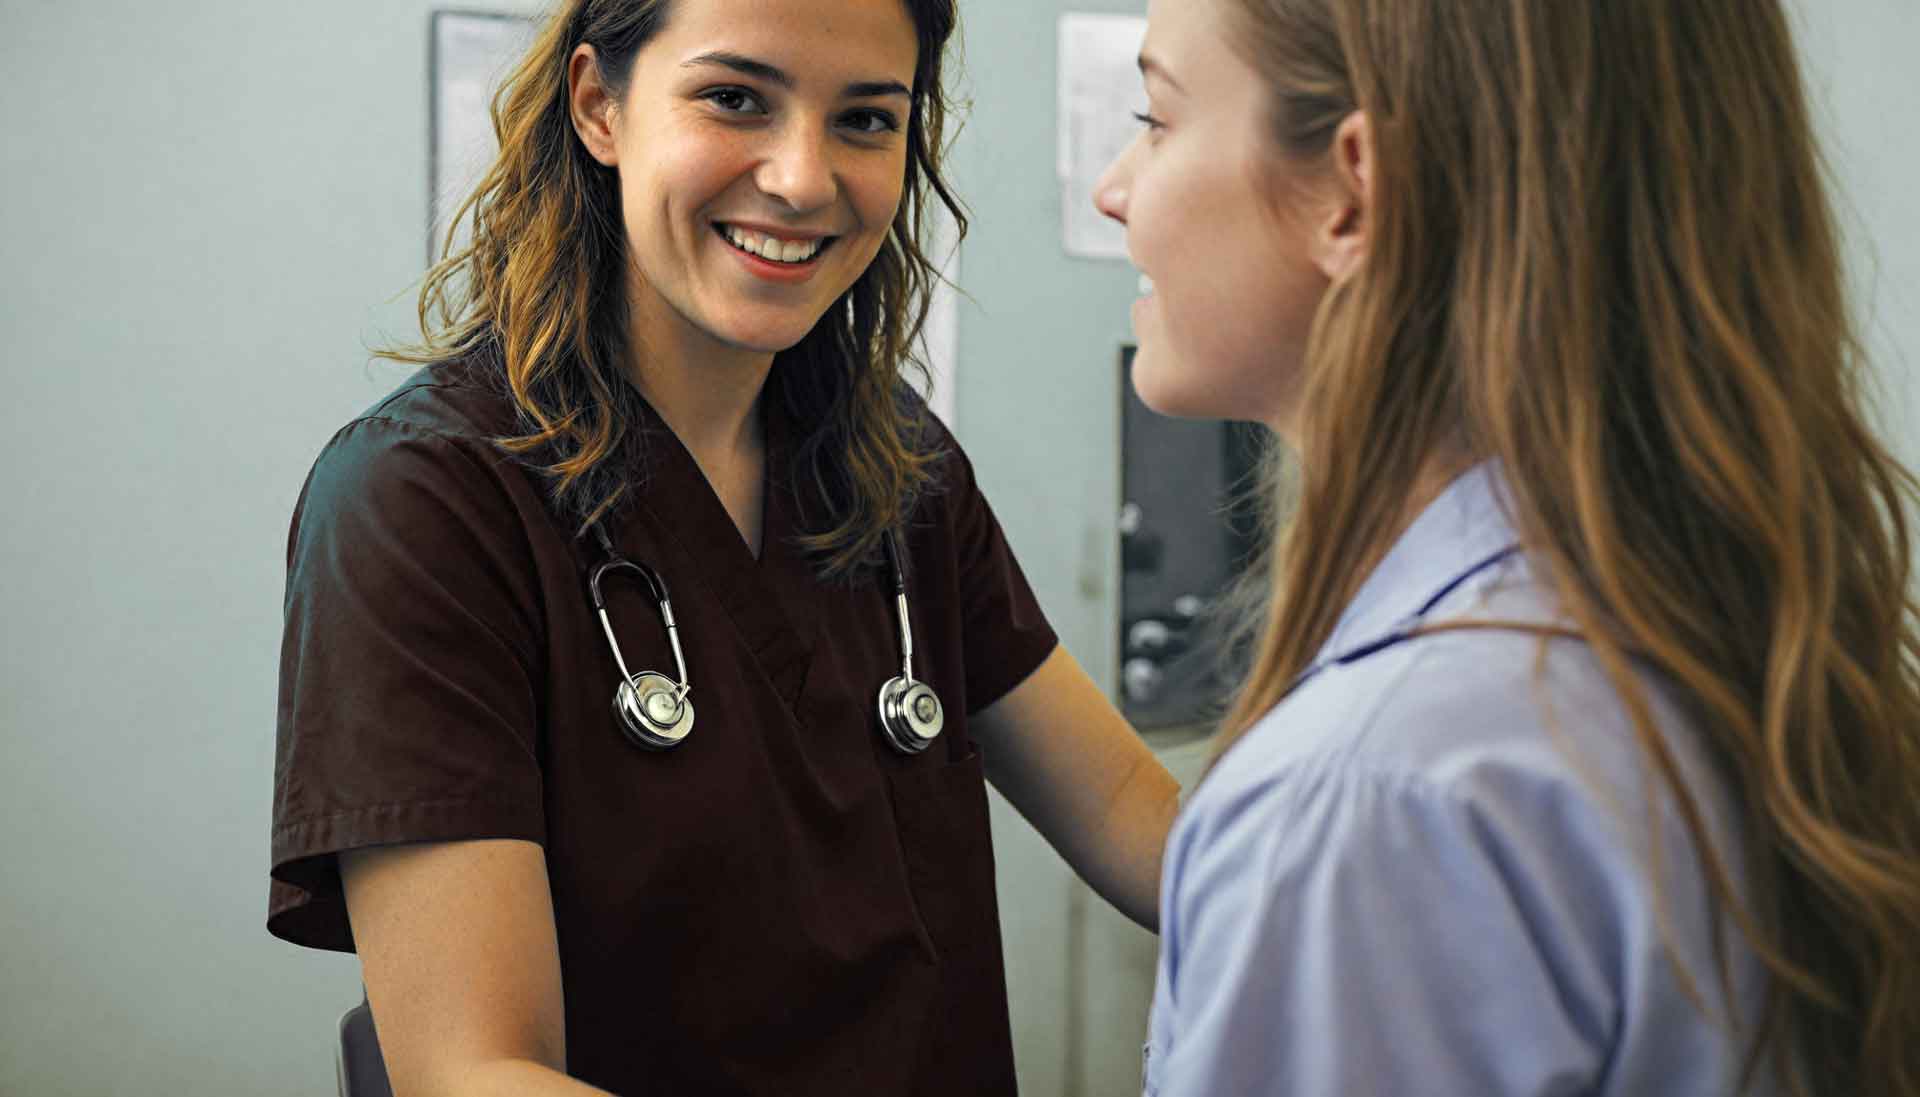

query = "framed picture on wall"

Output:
[[429, 10, 539, 266]]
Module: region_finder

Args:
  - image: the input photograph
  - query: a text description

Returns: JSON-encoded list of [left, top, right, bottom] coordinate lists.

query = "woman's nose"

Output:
[[756, 124, 837, 213], [1094, 145, 1131, 225]]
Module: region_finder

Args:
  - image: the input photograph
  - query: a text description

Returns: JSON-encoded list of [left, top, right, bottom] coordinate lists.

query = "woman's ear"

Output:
[[568, 44, 621, 167], [1311, 111, 1374, 282]]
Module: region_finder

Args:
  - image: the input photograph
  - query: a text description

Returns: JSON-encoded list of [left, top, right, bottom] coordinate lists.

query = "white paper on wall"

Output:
[[430, 11, 539, 264], [1057, 13, 1149, 260]]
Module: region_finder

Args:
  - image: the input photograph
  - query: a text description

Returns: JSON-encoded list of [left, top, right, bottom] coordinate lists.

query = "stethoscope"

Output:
[[586, 524, 945, 755]]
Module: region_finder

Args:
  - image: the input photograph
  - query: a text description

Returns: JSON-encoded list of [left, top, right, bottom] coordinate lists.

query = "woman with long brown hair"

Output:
[[266, 1, 1178, 1094], [1097, 0, 1920, 1093]]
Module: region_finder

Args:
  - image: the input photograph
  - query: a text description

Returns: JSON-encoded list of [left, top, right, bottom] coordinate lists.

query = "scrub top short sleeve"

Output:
[[270, 415, 550, 951], [939, 440, 1058, 715]]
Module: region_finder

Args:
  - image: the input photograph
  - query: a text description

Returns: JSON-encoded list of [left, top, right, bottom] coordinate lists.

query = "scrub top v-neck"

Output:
[[269, 356, 1058, 1096]]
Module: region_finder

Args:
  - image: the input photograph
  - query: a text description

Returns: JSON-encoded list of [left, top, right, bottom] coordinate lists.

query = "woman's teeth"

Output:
[[721, 225, 827, 264]]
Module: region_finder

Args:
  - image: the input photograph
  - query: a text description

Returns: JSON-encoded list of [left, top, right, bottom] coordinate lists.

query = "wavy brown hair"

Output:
[[1216, 0, 1920, 1092], [385, 0, 966, 578]]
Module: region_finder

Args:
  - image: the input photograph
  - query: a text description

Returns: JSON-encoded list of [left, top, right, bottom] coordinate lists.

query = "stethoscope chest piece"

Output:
[[874, 530, 945, 756], [878, 676, 943, 755], [589, 536, 696, 752], [615, 670, 694, 750]]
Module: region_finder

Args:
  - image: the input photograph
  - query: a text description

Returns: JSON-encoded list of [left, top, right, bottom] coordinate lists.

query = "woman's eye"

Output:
[[702, 87, 765, 115], [1132, 111, 1165, 131], [841, 108, 901, 135]]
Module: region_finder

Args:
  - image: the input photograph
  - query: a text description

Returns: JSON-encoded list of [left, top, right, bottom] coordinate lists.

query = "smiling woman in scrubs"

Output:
[[1096, 0, 1920, 1094], [267, 2, 1180, 1094]]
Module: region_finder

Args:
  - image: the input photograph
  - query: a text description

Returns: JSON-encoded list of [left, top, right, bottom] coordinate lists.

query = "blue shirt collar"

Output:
[[1319, 462, 1521, 662]]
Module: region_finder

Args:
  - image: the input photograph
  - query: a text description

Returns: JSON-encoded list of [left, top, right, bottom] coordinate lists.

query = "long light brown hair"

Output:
[[1219, 0, 1920, 1091], [385, 0, 966, 578]]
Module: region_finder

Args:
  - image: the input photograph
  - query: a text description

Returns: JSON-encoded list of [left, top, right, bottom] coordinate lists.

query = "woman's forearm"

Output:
[[973, 647, 1182, 932], [455, 1058, 616, 1097]]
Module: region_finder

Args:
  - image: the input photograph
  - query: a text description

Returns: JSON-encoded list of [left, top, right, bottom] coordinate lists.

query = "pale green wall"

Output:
[[1, 1, 1915, 1095], [940, 3, 1152, 1094], [1790, 1, 1920, 473], [1, 3, 543, 1094]]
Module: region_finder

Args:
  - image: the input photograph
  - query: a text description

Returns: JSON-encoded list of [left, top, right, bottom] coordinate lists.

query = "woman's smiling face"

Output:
[[1095, 0, 1356, 434], [571, 0, 919, 361]]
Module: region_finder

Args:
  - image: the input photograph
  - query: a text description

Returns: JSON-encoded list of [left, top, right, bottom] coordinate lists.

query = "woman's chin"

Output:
[[1130, 342, 1295, 430], [704, 313, 823, 357], [1130, 347, 1227, 421]]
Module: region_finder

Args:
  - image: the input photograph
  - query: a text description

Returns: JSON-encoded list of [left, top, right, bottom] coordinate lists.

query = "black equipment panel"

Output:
[[1117, 346, 1264, 730]]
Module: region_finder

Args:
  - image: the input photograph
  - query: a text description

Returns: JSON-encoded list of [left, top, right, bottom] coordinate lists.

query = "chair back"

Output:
[[336, 995, 394, 1097]]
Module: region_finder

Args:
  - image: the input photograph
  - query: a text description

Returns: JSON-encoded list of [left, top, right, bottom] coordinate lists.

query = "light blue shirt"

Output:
[[1144, 465, 1772, 1097]]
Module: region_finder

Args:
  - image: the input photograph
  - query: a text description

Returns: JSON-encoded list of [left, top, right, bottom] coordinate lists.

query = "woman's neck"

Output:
[[622, 320, 774, 555], [623, 311, 775, 469]]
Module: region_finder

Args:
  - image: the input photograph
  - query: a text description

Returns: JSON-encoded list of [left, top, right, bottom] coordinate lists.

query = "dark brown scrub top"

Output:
[[268, 357, 1058, 1096]]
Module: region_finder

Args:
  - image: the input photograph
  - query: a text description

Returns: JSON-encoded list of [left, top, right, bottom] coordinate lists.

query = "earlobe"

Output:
[[1313, 111, 1374, 282], [1315, 205, 1366, 282], [567, 45, 620, 168]]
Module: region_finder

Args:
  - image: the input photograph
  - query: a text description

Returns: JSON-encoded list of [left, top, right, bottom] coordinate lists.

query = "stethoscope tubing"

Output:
[[589, 555, 690, 700]]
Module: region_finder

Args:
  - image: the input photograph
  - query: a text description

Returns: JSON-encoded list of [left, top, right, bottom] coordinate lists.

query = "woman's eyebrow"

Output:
[[682, 51, 911, 99], [1138, 51, 1184, 93]]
